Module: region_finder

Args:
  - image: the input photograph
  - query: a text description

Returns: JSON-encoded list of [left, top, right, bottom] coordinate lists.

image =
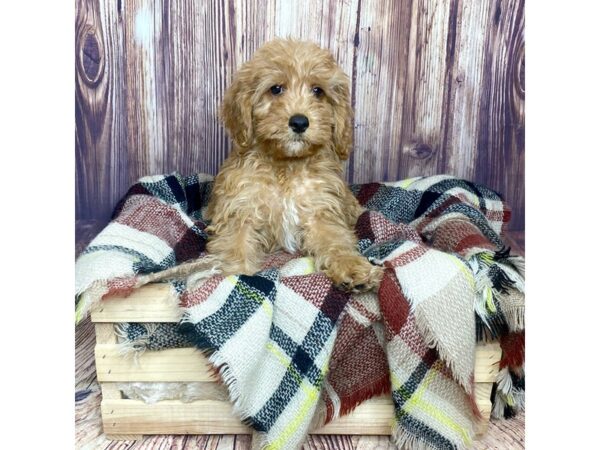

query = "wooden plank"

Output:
[[473, 0, 525, 230], [75, 219, 105, 258], [271, 0, 358, 76], [474, 341, 501, 383], [104, 434, 144, 442], [475, 382, 494, 435], [101, 399, 249, 435], [94, 340, 500, 384], [100, 398, 390, 435], [95, 345, 216, 382], [163, 0, 238, 177], [315, 397, 393, 435], [94, 324, 125, 405], [101, 388, 493, 437], [349, 436, 397, 450], [399, 0, 456, 180], [78, 0, 525, 230], [76, 0, 128, 221], [95, 323, 117, 344], [443, 0, 495, 181], [91, 283, 181, 322], [350, 0, 413, 183], [505, 230, 525, 256]]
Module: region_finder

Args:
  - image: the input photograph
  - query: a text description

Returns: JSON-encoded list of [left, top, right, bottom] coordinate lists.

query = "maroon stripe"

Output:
[[180, 275, 225, 308], [114, 197, 190, 249], [354, 211, 376, 241], [455, 233, 495, 254], [386, 244, 428, 268], [486, 209, 505, 223], [102, 277, 137, 300], [397, 314, 432, 358], [379, 269, 410, 337], [355, 183, 380, 205], [499, 331, 525, 370], [111, 184, 152, 219], [173, 224, 206, 262], [414, 196, 464, 234]]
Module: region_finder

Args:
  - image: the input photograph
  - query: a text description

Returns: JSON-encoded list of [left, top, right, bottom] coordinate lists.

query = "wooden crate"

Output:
[[91, 284, 501, 441]]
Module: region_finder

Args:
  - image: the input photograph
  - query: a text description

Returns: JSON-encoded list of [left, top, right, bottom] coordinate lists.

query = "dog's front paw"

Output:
[[324, 255, 384, 293]]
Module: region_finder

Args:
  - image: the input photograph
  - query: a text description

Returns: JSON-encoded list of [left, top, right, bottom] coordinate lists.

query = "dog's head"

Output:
[[221, 39, 352, 160]]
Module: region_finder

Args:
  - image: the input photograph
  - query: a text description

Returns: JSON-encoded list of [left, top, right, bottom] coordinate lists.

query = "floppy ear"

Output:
[[220, 67, 254, 150], [331, 75, 353, 160]]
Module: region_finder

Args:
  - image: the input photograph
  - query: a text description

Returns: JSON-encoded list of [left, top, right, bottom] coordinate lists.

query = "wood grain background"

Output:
[[76, 0, 524, 231]]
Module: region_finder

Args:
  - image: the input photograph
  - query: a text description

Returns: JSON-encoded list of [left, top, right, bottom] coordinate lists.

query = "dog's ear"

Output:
[[331, 74, 353, 160], [221, 67, 254, 151]]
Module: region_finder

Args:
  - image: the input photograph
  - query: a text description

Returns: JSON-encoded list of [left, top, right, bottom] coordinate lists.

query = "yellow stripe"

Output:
[[447, 254, 475, 290], [485, 286, 496, 312], [268, 382, 319, 449], [479, 252, 494, 266], [302, 257, 316, 275], [75, 299, 85, 324], [226, 275, 273, 317], [265, 342, 328, 449], [506, 394, 515, 407], [265, 342, 328, 393], [391, 364, 471, 446], [400, 177, 420, 188]]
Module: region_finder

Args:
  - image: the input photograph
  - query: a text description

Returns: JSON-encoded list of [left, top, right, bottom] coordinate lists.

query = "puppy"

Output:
[[205, 39, 382, 292]]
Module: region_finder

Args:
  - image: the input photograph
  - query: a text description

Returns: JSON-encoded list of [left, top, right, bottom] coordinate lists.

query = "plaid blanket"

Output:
[[75, 173, 525, 450]]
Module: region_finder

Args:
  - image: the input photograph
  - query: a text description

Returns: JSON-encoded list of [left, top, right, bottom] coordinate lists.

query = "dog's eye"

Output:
[[270, 85, 284, 95], [312, 86, 324, 98]]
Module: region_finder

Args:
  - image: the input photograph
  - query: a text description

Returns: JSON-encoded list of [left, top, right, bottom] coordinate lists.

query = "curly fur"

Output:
[[206, 39, 383, 292]]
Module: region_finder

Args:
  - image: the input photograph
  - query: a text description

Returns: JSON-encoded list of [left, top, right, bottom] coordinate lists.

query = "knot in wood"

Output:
[[79, 30, 103, 86], [406, 142, 434, 160]]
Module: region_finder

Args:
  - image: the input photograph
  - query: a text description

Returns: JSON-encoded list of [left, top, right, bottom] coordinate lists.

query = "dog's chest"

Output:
[[280, 196, 300, 252], [277, 179, 312, 253]]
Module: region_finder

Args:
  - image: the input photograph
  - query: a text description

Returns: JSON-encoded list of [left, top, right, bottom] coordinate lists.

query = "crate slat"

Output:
[[475, 382, 494, 435], [92, 283, 502, 439], [95, 345, 216, 382], [102, 384, 493, 437], [95, 342, 500, 383], [473, 341, 502, 382], [91, 284, 181, 323], [101, 397, 393, 435], [101, 399, 248, 435]]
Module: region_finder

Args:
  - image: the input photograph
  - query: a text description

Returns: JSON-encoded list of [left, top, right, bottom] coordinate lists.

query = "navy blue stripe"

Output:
[[395, 412, 458, 449], [391, 349, 437, 409], [253, 290, 346, 431], [252, 350, 327, 432], [435, 203, 504, 248], [362, 187, 423, 224], [184, 276, 276, 349], [165, 174, 186, 203], [140, 175, 184, 205], [269, 325, 326, 387], [426, 178, 498, 200], [83, 245, 174, 273], [270, 325, 299, 358], [251, 368, 310, 432], [392, 351, 459, 449], [414, 190, 443, 218]]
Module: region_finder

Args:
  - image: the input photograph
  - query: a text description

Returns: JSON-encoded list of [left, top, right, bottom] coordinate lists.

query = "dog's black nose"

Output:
[[289, 114, 309, 133]]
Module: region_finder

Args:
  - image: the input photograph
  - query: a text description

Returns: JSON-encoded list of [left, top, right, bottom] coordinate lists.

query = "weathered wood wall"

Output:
[[76, 0, 524, 230]]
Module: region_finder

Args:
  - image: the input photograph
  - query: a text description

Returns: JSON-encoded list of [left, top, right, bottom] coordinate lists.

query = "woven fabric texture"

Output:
[[75, 173, 525, 450]]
